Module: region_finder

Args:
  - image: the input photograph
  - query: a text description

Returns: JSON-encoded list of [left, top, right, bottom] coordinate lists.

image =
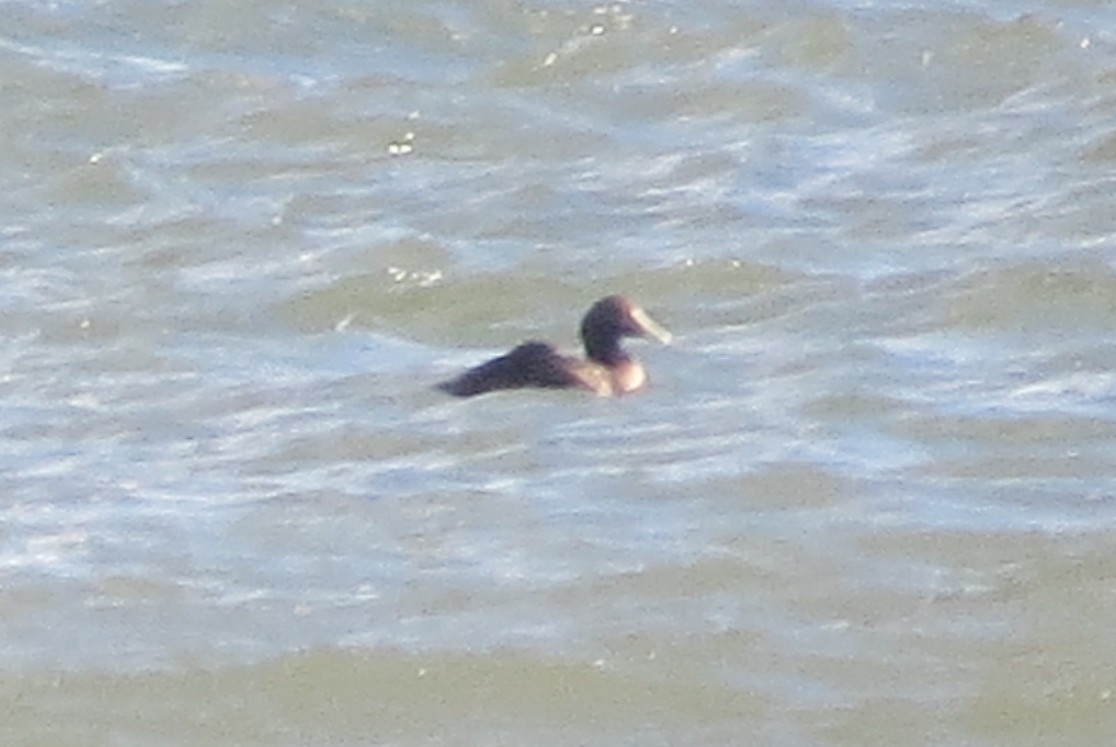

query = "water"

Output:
[[3, 0, 1116, 744]]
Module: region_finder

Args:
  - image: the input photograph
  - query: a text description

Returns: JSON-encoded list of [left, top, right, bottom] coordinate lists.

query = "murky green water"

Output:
[[2, 0, 1115, 744]]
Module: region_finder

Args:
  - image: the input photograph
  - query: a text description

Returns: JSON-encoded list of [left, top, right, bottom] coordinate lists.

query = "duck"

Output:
[[437, 295, 671, 397]]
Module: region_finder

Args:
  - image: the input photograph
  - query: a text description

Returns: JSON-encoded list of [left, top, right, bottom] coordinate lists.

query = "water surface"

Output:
[[2, 0, 1116, 745]]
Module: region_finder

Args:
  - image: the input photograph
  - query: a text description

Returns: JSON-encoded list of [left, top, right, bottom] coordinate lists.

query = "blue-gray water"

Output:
[[3, 1, 1116, 745]]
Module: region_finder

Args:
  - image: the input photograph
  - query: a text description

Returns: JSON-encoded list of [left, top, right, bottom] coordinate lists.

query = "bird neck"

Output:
[[583, 333, 628, 365]]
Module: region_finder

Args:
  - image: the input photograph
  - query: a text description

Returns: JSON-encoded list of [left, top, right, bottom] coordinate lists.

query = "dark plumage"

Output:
[[437, 295, 671, 398]]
